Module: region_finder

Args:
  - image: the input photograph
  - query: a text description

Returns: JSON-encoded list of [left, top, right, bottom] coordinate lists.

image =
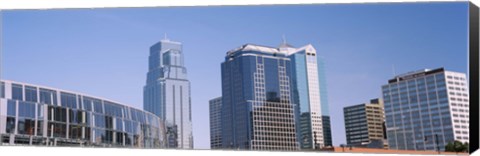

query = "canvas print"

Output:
[[0, 1, 475, 155]]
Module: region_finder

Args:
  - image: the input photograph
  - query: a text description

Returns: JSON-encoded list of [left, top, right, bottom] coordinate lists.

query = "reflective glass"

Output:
[[25, 86, 38, 102], [48, 122, 66, 138], [18, 118, 35, 135], [40, 88, 57, 105], [6, 117, 16, 133], [1, 82, 5, 98], [7, 100, 16, 116], [69, 125, 82, 139], [19, 102, 36, 118], [60, 92, 77, 109], [12, 84, 23, 100]]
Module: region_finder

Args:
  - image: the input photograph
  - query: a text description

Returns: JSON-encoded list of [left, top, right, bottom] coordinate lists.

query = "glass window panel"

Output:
[[104, 130, 113, 143], [105, 116, 113, 129], [69, 125, 82, 139], [25, 86, 38, 102], [7, 100, 16, 116], [82, 97, 95, 111], [116, 118, 123, 131], [93, 128, 105, 143], [53, 107, 67, 122], [1, 82, 5, 98], [40, 88, 57, 105], [6, 117, 16, 133], [17, 118, 35, 135], [60, 92, 77, 109], [12, 84, 23, 100], [94, 114, 106, 128], [93, 100, 103, 113], [48, 122, 66, 138], [84, 127, 91, 141], [37, 120, 44, 136], [18, 102, 36, 118]]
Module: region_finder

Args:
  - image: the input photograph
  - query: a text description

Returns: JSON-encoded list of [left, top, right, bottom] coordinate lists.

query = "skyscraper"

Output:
[[286, 42, 332, 149], [219, 40, 331, 151], [344, 98, 387, 149], [209, 97, 222, 149], [143, 37, 193, 149], [221, 44, 299, 150], [382, 68, 469, 151]]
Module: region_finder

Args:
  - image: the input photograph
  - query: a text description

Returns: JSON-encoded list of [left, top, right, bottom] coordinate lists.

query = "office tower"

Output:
[[286, 42, 332, 149], [209, 97, 222, 149], [343, 98, 387, 149], [382, 68, 469, 151], [0, 80, 167, 148], [221, 44, 299, 151], [143, 37, 193, 149]]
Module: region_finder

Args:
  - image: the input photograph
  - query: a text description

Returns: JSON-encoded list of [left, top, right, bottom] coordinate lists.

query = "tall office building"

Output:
[[284, 42, 332, 149], [143, 37, 193, 149], [344, 98, 387, 149], [220, 41, 331, 150], [209, 97, 222, 149], [382, 68, 469, 151], [221, 44, 299, 150]]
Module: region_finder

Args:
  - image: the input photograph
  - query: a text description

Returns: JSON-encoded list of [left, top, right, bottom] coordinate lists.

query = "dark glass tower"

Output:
[[221, 44, 299, 151]]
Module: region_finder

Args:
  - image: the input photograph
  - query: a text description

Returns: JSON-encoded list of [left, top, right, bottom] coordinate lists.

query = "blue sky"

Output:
[[1, 2, 469, 149]]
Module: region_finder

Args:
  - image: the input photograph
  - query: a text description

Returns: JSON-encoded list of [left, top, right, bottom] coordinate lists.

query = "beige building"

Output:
[[343, 98, 387, 149]]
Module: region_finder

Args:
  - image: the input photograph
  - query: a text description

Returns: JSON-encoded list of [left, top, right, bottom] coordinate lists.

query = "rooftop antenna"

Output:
[[163, 33, 169, 41], [392, 64, 398, 78], [282, 34, 287, 44]]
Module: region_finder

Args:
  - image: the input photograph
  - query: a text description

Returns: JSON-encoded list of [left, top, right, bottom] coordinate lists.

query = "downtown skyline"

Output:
[[1, 2, 469, 149]]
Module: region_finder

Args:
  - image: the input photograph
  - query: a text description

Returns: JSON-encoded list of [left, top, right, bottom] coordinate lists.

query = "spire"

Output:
[[279, 34, 294, 48], [163, 33, 169, 41]]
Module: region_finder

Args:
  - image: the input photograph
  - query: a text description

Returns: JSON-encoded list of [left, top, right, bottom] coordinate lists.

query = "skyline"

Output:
[[1, 2, 469, 149]]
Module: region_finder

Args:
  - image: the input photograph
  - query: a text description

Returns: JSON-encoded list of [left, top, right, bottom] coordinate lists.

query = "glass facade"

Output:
[[209, 97, 222, 149], [288, 45, 331, 149], [0, 80, 166, 148], [143, 38, 193, 149], [221, 44, 299, 151], [382, 68, 469, 151]]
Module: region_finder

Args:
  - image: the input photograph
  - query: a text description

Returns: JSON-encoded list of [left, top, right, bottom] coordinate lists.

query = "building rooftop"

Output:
[[388, 67, 445, 83]]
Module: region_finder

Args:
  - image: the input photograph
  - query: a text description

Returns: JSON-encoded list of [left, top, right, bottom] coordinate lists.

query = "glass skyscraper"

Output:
[[382, 68, 469, 151], [219, 41, 332, 150], [143, 38, 193, 149], [286, 43, 332, 149], [221, 44, 299, 150]]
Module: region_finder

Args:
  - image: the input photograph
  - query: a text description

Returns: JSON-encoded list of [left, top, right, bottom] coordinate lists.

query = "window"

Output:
[[7, 100, 16, 116], [6, 117, 16, 133], [25, 86, 38, 102], [116, 118, 123, 131], [40, 88, 57, 105], [93, 99, 103, 113], [48, 106, 67, 122], [17, 118, 35, 135], [93, 129, 105, 143], [69, 124, 83, 139], [1, 82, 5, 98], [61, 92, 77, 109], [48, 122, 66, 138], [12, 84, 23, 100], [94, 114, 106, 128], [104, 101, 123, 118], [18, 102, 35, 118]]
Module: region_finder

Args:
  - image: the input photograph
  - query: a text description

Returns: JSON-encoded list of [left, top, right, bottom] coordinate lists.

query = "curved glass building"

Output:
[[0, 80, 166, 148]]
